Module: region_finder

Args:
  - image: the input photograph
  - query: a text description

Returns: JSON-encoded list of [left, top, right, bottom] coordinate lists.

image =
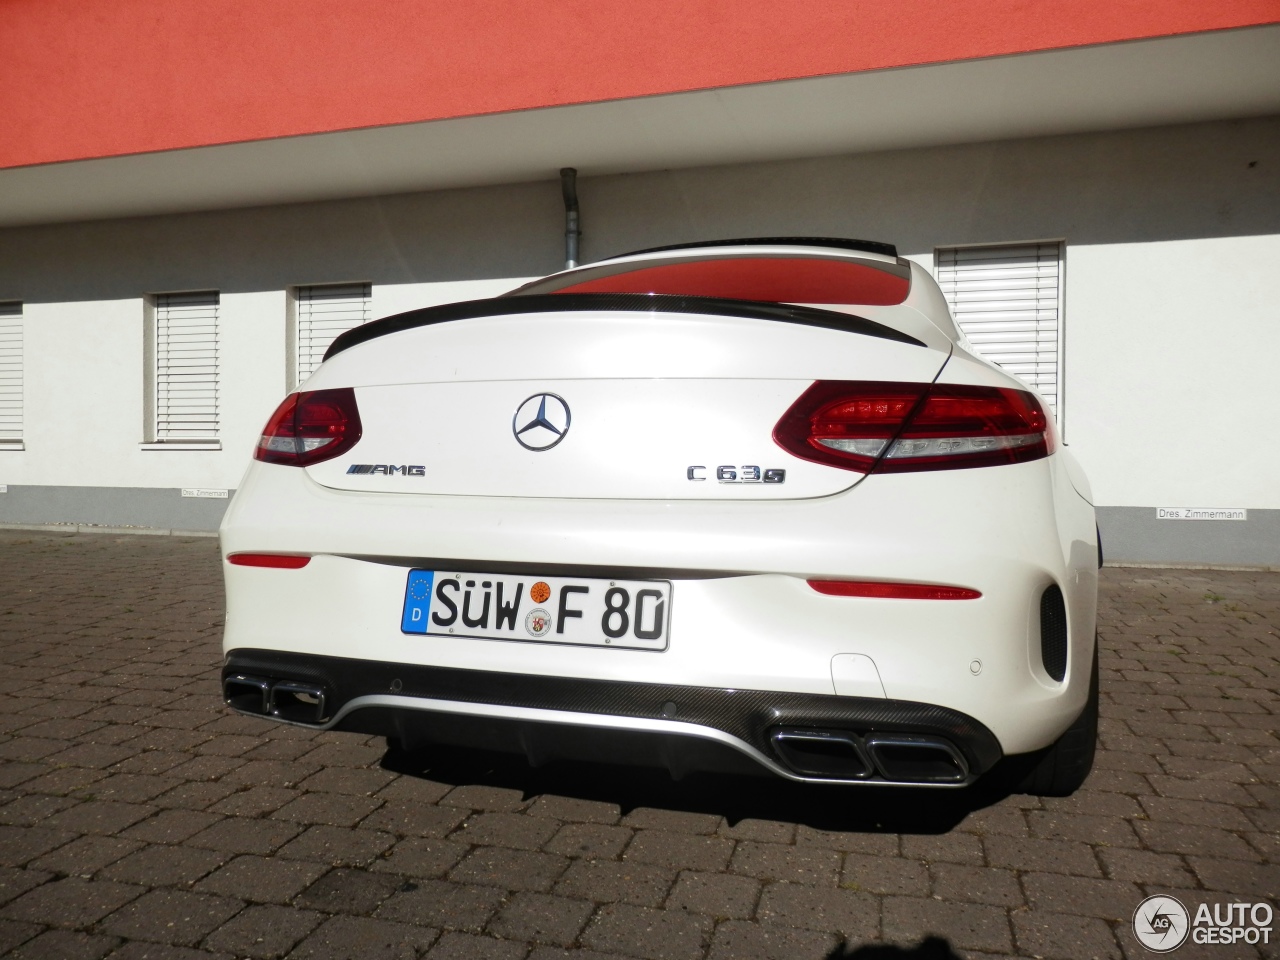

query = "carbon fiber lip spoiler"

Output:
[[323, 293, 924, 361]]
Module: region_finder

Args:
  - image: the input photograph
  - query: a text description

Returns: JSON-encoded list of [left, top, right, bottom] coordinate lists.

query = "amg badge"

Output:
[[346, 464, 426, 476]]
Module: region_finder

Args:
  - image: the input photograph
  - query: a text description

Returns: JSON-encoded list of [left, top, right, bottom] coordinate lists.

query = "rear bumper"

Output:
[[223, 648, 1003, 787], [221, 454, 1099, 758]]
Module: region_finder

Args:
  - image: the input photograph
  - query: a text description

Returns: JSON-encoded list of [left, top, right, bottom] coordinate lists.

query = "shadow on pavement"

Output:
[[831, 936, 963, 959], [381, 740, 1035, 835]]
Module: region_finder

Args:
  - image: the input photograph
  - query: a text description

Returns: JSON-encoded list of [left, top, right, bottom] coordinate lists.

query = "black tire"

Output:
[[1016, 638, 1099, 796]]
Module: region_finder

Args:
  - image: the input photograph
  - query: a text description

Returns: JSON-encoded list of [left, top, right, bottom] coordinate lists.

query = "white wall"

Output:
[[1067, 235, 1280, 508], [0, 116, 1276, 513]]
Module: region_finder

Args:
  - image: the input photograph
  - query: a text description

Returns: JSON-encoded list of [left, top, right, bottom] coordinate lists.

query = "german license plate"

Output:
[[401, 570, 671, 651]]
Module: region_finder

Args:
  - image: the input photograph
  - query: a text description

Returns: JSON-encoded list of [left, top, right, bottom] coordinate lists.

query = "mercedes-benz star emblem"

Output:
[[512, 393, 571, 451]]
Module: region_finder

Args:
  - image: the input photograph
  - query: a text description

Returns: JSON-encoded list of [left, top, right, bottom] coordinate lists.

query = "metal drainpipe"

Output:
[[560, 168, 581, 269]]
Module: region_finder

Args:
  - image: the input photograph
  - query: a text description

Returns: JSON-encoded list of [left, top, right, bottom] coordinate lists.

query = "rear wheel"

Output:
[[1017, 638, 1099, 796]]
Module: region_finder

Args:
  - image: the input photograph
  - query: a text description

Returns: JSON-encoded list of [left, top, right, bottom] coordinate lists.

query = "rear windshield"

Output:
[[508, 255, 911, 306]]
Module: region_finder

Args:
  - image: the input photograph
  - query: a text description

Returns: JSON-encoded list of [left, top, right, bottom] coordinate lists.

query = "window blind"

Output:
[[0, 301, 21, 443], [936, 243, 1063, 416], [296, 283, 371, 385], [155, 291, 220, 441]]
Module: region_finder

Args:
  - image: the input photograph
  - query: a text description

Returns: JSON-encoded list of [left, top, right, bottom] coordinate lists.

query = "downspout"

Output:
[[560, 167, 581, 270]]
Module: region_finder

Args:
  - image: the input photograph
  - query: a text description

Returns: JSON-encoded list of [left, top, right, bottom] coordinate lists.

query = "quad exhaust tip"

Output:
[[223, 676, 969, 784], [772, 727, 969, 784], [224, 674, 328, 725]]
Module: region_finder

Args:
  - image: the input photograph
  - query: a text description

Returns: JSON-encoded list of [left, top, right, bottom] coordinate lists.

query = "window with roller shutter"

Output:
[[153, 291, 220, 442], [935, 242, 1064, 419], [294, 283, 371, 387], [0, 301, 20, 445]]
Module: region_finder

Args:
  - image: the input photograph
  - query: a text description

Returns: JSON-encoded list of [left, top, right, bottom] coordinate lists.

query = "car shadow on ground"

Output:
[[380, 741, 1036, 836], [832, 937, 963, 959]]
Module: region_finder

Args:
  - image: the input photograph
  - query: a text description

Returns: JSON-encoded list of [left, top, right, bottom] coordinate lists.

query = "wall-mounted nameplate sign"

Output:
[[181, 488, 228, 499], [1157, 507, 1247, 521]]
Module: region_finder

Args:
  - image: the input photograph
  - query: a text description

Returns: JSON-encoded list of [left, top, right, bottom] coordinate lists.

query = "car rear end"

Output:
[[220, 242, 1098, 788]]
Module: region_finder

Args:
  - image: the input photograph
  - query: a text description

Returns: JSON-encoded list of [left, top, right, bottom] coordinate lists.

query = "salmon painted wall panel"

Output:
[[3, 0, 1277, 168]]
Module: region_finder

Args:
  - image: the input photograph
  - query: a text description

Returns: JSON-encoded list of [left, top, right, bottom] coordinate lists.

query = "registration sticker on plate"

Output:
[[401, 570, 671, 650]]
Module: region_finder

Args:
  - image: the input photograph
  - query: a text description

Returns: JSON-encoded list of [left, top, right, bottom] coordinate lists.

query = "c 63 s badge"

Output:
[[686, 465, 786, 483]]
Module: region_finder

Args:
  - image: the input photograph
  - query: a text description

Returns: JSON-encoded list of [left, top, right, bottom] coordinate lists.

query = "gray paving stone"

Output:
[[276, 825, 397, 867], [881, 897, 1013, 954], [555, 859, 676, 907], [28, 835, 143, 878], [624, 831, 733, 873], [525, 795, 621, 825], [100, 843, 228, 887], [0, 866, 53, 907], [370, 836, 470, 879], [729, 842, 839, 886], [187, 817, 303, 856], [450, 847, 571, 893], [581, 903, 712, 960], [202, 902, 323, 958], [194, 854, 328, 904], [296, 867, 403, 915], [377, 879, 507, 933], [6, 928, 121, 960], [98, 888, 243, 946], [426, 932, 529, 960], [544, 823, 633, 860], [756, 881, 877, 939], [1013, 910, 1123, 959], [453, 812, 562, 852], [2, 876, 144, 929], [839, 853, 929, 896], [287, 914, 440, 959], [930, 863, 1025, 907], [706, 919, 837, 960], [1022, 873, 1142, 921], [487, 890, 595, 947]]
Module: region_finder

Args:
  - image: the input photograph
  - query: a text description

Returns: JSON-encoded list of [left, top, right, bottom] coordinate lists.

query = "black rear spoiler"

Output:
[[323, 293, 923, 362], [606, 236, 899, 260]]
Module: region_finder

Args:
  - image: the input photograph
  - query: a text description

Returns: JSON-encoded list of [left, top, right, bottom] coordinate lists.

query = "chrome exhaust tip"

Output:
[[866, 735, 969, 784], [270, 681, 328, 724], [223, 674, 271, 714], [223, 674, 329, 725], [770, 728, 874, 780]]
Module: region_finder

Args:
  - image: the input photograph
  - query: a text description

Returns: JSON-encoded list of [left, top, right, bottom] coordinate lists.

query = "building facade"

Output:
[[1, 2, 1278, 564]]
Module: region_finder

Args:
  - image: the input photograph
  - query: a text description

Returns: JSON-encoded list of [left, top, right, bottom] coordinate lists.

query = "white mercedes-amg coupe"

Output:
[[220, 238, 1100, 795]]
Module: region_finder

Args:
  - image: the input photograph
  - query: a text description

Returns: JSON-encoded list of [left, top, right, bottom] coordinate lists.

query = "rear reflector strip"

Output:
[[808, 580, 981, 600], [227, 554, 311, 569]]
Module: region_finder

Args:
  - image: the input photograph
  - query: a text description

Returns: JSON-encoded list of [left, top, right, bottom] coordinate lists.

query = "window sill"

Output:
[[139, 441, 222, 451]]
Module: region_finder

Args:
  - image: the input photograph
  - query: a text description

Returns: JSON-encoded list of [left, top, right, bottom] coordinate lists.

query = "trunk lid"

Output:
[[302, 306, 950, 500]]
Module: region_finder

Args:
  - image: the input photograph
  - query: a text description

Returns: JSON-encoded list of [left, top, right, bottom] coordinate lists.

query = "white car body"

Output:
[[220, 240, 1099, 791]]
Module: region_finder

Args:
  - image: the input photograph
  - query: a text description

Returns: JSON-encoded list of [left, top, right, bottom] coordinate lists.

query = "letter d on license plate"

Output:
[[401, 570, 436, 633], [400, 569, 670, 651]]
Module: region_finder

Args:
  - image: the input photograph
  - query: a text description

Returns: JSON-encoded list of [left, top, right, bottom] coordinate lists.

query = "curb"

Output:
[[0, 523, 218, 538]]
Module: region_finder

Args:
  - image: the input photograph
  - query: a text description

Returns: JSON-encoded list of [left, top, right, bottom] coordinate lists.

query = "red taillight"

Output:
[[227, 553, 311, 569], [808, 580, 981, 600], [255, 388, 362, 466], [773, 381, 1052, 473]]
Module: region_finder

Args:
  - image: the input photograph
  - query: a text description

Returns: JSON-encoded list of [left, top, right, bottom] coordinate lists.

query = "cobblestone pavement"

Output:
[[0, 530, 1275, 960]]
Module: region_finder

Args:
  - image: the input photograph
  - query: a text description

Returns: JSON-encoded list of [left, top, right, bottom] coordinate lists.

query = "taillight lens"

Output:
[[255, 388, 362, 466], [773, 380, 1052, 473]]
